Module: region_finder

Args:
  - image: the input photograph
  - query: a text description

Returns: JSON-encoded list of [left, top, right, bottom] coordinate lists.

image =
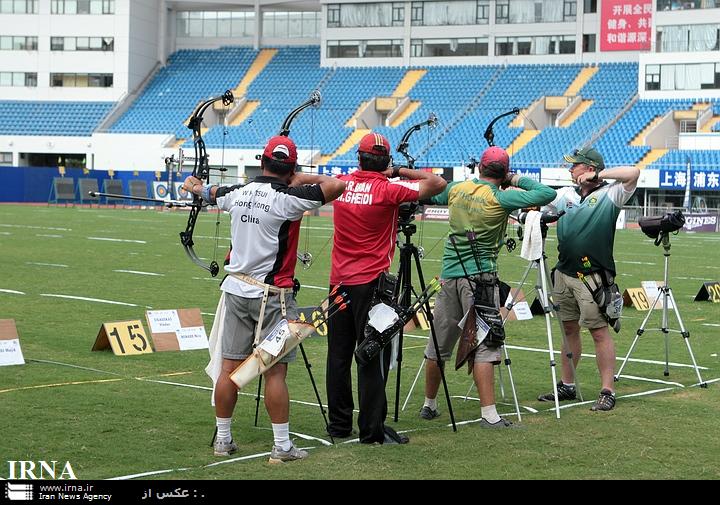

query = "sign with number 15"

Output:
[[92, 320, 153, 356]]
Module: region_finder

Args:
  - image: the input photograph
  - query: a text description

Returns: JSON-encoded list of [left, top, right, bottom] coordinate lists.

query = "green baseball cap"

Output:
[[563, 147, 605, 170]]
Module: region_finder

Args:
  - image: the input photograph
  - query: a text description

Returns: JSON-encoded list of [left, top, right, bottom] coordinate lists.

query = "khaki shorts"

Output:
[[424, 277, 502, 365], [553, 270, 607, 329], [222, 291, 298, 362]]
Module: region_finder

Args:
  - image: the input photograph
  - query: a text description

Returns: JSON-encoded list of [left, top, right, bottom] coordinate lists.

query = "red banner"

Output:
[[600, 0, 653, 52]]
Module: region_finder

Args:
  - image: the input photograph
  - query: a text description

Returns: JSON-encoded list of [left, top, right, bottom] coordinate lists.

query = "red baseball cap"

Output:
[[263, 135, 297, 164], [480, 146, 510, 172], [358, 132, 390, 156]]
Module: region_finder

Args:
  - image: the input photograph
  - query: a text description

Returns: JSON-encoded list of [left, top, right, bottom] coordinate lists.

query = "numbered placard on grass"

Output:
[[296, 307, 328, 338], [623, 288, 650, 311], [0, 319, 25, 366], [694, 281, 720, 303], [145, 308, 208, 352], [92, 320, 153, 356]]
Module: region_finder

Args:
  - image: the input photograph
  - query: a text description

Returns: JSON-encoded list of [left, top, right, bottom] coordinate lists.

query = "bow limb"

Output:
[[483, 108, 519, 147]]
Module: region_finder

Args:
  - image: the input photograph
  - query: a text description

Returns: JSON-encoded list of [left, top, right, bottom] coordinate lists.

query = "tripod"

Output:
[[615, 233, 707, 387], [503, 212, 582, 419], [394, 216, 457, 431]]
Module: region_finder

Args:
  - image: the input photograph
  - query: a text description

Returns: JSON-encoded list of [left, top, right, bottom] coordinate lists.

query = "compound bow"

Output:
[[179, 90, 234, 277], [396, 112, 438, 170], [276, 90, 322, 268]]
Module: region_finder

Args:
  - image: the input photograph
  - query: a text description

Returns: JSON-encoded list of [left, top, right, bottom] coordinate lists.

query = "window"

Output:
[[494, 34, 575, 55], [327, 4, 340, 27], [584, 0, 597, 13], [411, 38, 487, 57], [517, 37, 532, 54], [327, 40, 359, 58], [583, 33, 596, 52], [177, 10, 257, 38], [0, 0, 37, 13], [0, 36, 37, 50], [327, 39, 402, 58], [411, 2, 423, 25], [557, 36, 576, 53], [0, 153, 12, 166], [657, 0, 720, 11], [564, 0, 577, 21], [477, 0, 489, 24], [263, 11, 319, 38], [496, 37, 513, 55], [652, 62, 720, 91], [363, 39, 403, 58], [658, 24, 720, 53], [496, 0, 509, 24], [392, 2, 405, 26], [50, 73, 113, 87], [0, 71, 37, 87], [49, 36, 114, 51], [411, 39, 423, 57], [51, 0, 113, 14]]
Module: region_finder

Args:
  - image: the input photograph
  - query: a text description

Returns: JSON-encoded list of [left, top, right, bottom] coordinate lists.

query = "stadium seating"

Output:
[[0, 101, 114, 136], [7, 46, 716, 173]]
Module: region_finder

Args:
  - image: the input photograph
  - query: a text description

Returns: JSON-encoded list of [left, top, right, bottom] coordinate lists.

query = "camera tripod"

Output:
[[615, 232, 707, 387], [502, 211, 583, 419], [506, 250, 583, 419], [394, 217, 457, 431]]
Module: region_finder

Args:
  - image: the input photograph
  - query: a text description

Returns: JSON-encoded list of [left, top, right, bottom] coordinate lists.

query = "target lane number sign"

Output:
[[92, 320, 153, 356], [623, 288, 650, 311]]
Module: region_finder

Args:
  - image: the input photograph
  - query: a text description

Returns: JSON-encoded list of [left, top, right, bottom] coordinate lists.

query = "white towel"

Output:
[[204, 292, 226, 406], [520, 210, 543, 261]]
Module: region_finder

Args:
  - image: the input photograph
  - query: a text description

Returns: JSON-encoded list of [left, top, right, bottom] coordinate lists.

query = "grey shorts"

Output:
[[424, 276, 502, 365], [553, 270, 607, 330], [222, 291, 299, 362]]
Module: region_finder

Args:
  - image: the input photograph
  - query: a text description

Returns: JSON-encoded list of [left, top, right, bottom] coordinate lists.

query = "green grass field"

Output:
[[1, 204, 719, 480]]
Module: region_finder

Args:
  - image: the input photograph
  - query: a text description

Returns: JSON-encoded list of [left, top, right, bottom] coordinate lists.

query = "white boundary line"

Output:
[[505, 343, 710, 370], [0, 224, 71, 231], [26, 262, 68, 268], [113, 270, 165, 277], [403, 336, 710, 371], [87, 237, 147, 244], [616, 375, 685, 387], [40, 293, 150, 308], [27, 358, 123, 376], [0, 289, 25, 295]]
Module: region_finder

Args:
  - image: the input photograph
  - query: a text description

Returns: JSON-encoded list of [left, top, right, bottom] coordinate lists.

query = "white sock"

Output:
[[272, 423, 293, 451], [424, 397, 437, 410], [481, 405, 501, 424], [564, 382, 576, 389], [216, 417, 232, 442]]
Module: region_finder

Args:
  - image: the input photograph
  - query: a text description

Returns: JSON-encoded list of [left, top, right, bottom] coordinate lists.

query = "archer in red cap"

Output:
[[326, 131, 447, 445], [479, 146, 510, 180], [263, 135, 298, 171]]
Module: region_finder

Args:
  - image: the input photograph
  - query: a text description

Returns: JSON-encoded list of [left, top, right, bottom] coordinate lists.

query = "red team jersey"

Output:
[[330, 171, 420, 286]]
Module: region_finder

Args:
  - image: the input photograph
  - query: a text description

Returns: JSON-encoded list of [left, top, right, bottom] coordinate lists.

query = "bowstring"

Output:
[[214, 104, 229, 267], [303, 108, 315, 264]]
